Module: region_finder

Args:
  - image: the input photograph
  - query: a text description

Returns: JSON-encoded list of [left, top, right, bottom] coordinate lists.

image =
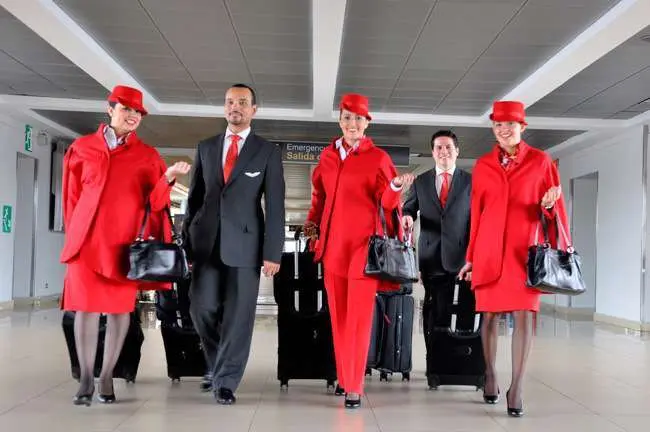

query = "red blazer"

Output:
[[60, 124, 173, 289], [307, 137, 402, 290], [466, 141, 570, 287]]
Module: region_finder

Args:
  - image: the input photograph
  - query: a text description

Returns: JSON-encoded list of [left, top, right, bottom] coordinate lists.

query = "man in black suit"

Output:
[[402, 130, 471, 349], [183, 84, 285, 405]]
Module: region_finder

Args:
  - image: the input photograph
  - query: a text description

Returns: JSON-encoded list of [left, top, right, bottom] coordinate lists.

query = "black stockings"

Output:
[[73, 312, 131, 397], [481, 311, 535, 409]]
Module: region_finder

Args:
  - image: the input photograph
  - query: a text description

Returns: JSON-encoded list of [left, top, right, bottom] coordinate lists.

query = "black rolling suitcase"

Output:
[[425, 279, 485, 390], [366, 288, 414, 382], [156, 278, 207, 381], [62, 307, 144, 383], [274, 235, 337, 392]]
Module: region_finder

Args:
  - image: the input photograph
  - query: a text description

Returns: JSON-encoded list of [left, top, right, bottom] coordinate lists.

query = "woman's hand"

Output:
[[541, 186, 562, 209], [165, 162, 192, 183], [458, 262, 473, 281], [303, 221, 319, 239], [392, 173, 415, 189]]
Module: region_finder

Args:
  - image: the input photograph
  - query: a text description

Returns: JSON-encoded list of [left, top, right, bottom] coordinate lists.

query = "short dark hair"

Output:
[[431, 130, 459, 149], [229, 83, 257, 105]]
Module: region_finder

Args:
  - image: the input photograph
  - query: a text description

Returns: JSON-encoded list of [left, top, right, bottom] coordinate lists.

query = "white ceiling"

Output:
[[2, 0, 650, 219]]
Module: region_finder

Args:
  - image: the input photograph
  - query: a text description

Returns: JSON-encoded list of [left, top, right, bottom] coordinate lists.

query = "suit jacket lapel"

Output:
[[213, 134, 225, 189], [444, 170, 464, 210], [225, 134, 260, 187], [425, 170, 443, 212]]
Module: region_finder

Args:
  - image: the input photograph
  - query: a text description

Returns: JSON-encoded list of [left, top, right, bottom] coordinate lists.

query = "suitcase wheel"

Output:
[[379, 371, 390, 382], [402, 372, 410, 382], [427, 375, 440, 390], [365, 368, 372, 377]]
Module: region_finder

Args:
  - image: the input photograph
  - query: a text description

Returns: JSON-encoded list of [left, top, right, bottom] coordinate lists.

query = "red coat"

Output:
[[60, 124, 173, 291], [307, 137, 401, 290], [466, 141, 570, 311]]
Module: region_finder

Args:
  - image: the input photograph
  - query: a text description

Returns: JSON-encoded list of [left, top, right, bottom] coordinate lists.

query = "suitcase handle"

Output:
[[432, 325, 481, 340]]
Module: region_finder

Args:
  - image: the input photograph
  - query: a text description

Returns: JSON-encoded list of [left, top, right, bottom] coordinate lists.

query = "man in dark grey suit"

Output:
[[183, 84, 285, 405], [402, 130, 471, 351]]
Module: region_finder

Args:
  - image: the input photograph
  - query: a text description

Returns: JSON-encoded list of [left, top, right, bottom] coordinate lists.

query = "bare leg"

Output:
[[481, 312, 500, 397], [98, 313, 131, 396], [508, 310, 535, 409], [73, 312, 100, 398]]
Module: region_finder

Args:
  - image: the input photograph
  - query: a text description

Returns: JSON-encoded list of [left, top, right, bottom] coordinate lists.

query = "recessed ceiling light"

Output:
[[641, 34, 650, 43]]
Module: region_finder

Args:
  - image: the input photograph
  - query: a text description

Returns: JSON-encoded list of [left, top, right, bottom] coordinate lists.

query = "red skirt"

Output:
[[61, 258, 138, 314]]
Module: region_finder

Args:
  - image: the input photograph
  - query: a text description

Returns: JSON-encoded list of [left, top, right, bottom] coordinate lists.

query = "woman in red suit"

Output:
[[303, 94, 414, 409], [60, 85, 191, 406], [458, 101, 567, 417]]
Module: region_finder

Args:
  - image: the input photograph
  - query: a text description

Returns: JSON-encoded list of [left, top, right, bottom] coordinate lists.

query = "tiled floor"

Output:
[[0, 305, 649, 432]]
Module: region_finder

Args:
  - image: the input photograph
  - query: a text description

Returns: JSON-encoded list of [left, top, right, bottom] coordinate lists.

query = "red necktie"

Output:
[[224, 135, 240, 182], [440, 172, 450, 207]]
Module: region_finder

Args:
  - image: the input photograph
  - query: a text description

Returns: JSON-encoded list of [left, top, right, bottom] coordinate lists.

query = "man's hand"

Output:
[[303, 221, 319, 239], [458, 262, 473, 281], [402, 215, 414, 232], [263, 260, 280, 277]]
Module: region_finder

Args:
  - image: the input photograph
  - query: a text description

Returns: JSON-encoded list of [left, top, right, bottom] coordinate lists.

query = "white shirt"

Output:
[[435, 165, 456, 197], [223, 127, 251, 167], [335, 137, 358, 161], [103, 126, 128, 150], [335, 137, 402, 191]]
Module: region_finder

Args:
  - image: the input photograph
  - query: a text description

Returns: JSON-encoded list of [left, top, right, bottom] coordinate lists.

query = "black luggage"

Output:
[[160, 324, 206, 381], [366, 292, 414, 381], [424, 279, 485, 390], [62, 308, 144, 383], [157, 277, 207, 381], [274, 235, 337, 392]]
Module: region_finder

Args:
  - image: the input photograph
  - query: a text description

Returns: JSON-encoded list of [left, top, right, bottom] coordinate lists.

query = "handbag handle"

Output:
[[375, 203, 406, 243], [135, 203, 183, 246], [533, 210, 572, 252]]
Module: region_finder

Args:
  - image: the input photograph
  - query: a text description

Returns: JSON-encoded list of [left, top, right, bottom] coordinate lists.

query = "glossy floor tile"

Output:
[[0, 305, 648, 431]]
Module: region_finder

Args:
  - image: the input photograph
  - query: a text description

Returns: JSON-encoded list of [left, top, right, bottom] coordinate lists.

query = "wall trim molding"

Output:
[[10, 294, 60, 310]]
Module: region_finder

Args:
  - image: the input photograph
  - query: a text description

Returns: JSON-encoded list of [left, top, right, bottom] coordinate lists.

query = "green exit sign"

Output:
[[1, 205, 12, 233], [24, 124, 33, 152]]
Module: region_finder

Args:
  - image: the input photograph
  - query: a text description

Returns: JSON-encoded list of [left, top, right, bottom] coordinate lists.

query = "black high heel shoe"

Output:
[[506, 390, 524, 417], [483, 388, 500, 404], [73, 390, 94, 407], [344, 396, 361, 409], [97, 393, 116, 404], [97, 381, 116, 404], [334, 384, 345, 396]]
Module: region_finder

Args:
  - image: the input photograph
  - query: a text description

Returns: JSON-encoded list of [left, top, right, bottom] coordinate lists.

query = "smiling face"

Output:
[[339, 108, 369, 144], [224, 86, 257, 131], [432, 136, 459, 170], [107, 102, 142, 136], [492, 121, 526, 153]]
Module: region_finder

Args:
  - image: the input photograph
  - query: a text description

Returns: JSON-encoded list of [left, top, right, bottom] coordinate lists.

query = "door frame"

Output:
[[12, 153, 39, 299]]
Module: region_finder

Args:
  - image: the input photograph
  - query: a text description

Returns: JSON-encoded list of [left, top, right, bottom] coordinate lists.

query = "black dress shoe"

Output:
[[483, 388, 500, 404], [72, 393, 93, 407], [216, 388, 236, 405], [344, 396, 361, 409], [200, 375, 213, 392], [506, 390, 524, 417], [334, 385, 345, 396]]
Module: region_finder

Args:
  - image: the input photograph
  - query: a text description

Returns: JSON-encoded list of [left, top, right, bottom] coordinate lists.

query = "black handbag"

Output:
[[127, 204, 190, 284], [364, 204, 419, 284], [526, 211, 586, 296]]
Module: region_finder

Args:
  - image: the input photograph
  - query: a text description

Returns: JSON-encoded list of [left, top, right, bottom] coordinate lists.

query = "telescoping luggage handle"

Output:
[[447, 281, 481, 339], [292, 230, 323, 314]]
